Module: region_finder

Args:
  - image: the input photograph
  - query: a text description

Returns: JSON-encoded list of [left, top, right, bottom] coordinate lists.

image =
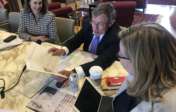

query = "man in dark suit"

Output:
[[49, 3, 120, 78]]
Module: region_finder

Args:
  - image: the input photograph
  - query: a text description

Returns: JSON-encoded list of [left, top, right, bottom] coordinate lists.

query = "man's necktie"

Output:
[[89, 36, 100, 54]]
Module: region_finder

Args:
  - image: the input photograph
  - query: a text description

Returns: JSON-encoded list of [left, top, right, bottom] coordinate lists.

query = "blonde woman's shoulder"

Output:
[[162, 87, 176, 112], [130, 87, 176, 112]]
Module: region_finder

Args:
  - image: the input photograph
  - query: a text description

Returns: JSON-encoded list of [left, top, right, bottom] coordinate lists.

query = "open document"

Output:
[[56, 48, 97, 72], [26, 42, 97, 78], [26, 42, 66, 78]]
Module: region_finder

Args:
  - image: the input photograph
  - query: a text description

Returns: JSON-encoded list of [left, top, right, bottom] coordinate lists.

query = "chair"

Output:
[[112, 1, 136, 27], [0, 12, 20, 32], [51, 0, 74, 4], [8, 12, 20, 33], [0, 9, 8, 21], [55, 17, 75, 43], [0, 9, 8, 30], [101, 0, 146, 11], [48, 2, 61, 10], [0, 21, 8, 30], [114, 0, 146, 11], [48, 2, 73, 18]]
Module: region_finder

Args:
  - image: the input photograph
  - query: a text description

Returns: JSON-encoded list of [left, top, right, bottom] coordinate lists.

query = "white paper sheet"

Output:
[[0, 31, 23, 50], [26, 42, 67, 78], [26, 42, 96, 78]]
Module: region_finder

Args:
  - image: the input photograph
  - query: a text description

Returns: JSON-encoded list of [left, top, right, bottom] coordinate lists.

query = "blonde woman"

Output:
[[113, 23, 176, 112]]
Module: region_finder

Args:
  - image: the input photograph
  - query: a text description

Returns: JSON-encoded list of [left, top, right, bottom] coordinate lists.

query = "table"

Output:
[[0, 31, 127, 112], [0, 31, 55, 112]]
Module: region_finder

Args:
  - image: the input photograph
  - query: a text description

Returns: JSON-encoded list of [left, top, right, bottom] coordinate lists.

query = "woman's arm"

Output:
[[18, 11, 32, 41], [47, 15, 60, 44]]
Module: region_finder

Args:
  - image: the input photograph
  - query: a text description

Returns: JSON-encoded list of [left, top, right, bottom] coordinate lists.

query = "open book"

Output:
[[26, 43, 97, 78]]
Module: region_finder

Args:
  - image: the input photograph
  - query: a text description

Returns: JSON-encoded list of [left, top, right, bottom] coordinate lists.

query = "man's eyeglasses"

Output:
[[90, 21, 107, 27], [116, 54, 130, 61]]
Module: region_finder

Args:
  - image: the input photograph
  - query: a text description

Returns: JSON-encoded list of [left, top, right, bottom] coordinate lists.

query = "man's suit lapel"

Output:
[[88, 33, 94, 44], [97, 25, 116, 51]]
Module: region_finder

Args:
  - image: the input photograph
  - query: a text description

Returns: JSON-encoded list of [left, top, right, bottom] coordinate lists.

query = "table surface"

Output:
[[0, 31, 127, 112]]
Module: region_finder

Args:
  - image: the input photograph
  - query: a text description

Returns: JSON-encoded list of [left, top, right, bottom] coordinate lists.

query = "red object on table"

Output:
[[106, 76, 126, 86]]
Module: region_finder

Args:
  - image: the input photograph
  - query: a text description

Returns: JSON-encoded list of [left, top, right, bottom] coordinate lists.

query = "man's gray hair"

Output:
[[92, 2, 116, 23]]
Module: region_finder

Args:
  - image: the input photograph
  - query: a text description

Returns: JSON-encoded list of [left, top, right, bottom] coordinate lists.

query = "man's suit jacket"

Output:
[[64, 21, 120, 76]]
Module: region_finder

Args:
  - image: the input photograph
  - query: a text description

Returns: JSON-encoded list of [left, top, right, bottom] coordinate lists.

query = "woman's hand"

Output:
[[31, 36, 48, 42]]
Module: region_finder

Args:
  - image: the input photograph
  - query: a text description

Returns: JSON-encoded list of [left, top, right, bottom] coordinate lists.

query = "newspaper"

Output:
[[56, 49, 97, 72], [26, 42, 65, 77], [27, 78, 76, 112], [26, 42, 96, 78]]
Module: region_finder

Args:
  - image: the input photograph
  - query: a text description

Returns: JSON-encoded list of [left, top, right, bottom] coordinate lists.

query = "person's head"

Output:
[[24, 0, 47, 15], [91, 2, 116, 36], [118, 23, 176, 101]]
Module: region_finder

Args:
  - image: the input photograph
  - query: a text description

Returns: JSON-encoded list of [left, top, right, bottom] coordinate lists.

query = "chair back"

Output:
[[113, 1, 136, 27], [48, 2, 61, 10], [0, 9, 9, 30], [55, 17, 75, 43], [0, 9, 8, 22], [8, 12, 20, 33]]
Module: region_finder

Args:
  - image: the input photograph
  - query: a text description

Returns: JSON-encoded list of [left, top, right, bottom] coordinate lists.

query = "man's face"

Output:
[[91, 14, 109, 36]]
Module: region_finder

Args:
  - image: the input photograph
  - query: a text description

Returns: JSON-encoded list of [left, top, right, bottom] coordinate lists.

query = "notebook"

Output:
[[74, 78, 113, 112]]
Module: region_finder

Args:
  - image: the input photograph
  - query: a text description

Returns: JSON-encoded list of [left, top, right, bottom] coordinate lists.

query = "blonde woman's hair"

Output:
[[119, 23, 176, 101]]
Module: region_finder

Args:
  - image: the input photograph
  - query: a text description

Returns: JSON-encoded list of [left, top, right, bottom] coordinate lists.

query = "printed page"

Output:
[[26, 42, 97, 78], [56, 50, 97, 72], [26, 42, 67, 78], [27, 79, 76, 112]]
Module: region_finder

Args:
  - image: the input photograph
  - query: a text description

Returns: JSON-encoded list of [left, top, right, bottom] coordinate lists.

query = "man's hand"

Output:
[[58, 70, 73, 77], [48, 47, 66, 56]]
